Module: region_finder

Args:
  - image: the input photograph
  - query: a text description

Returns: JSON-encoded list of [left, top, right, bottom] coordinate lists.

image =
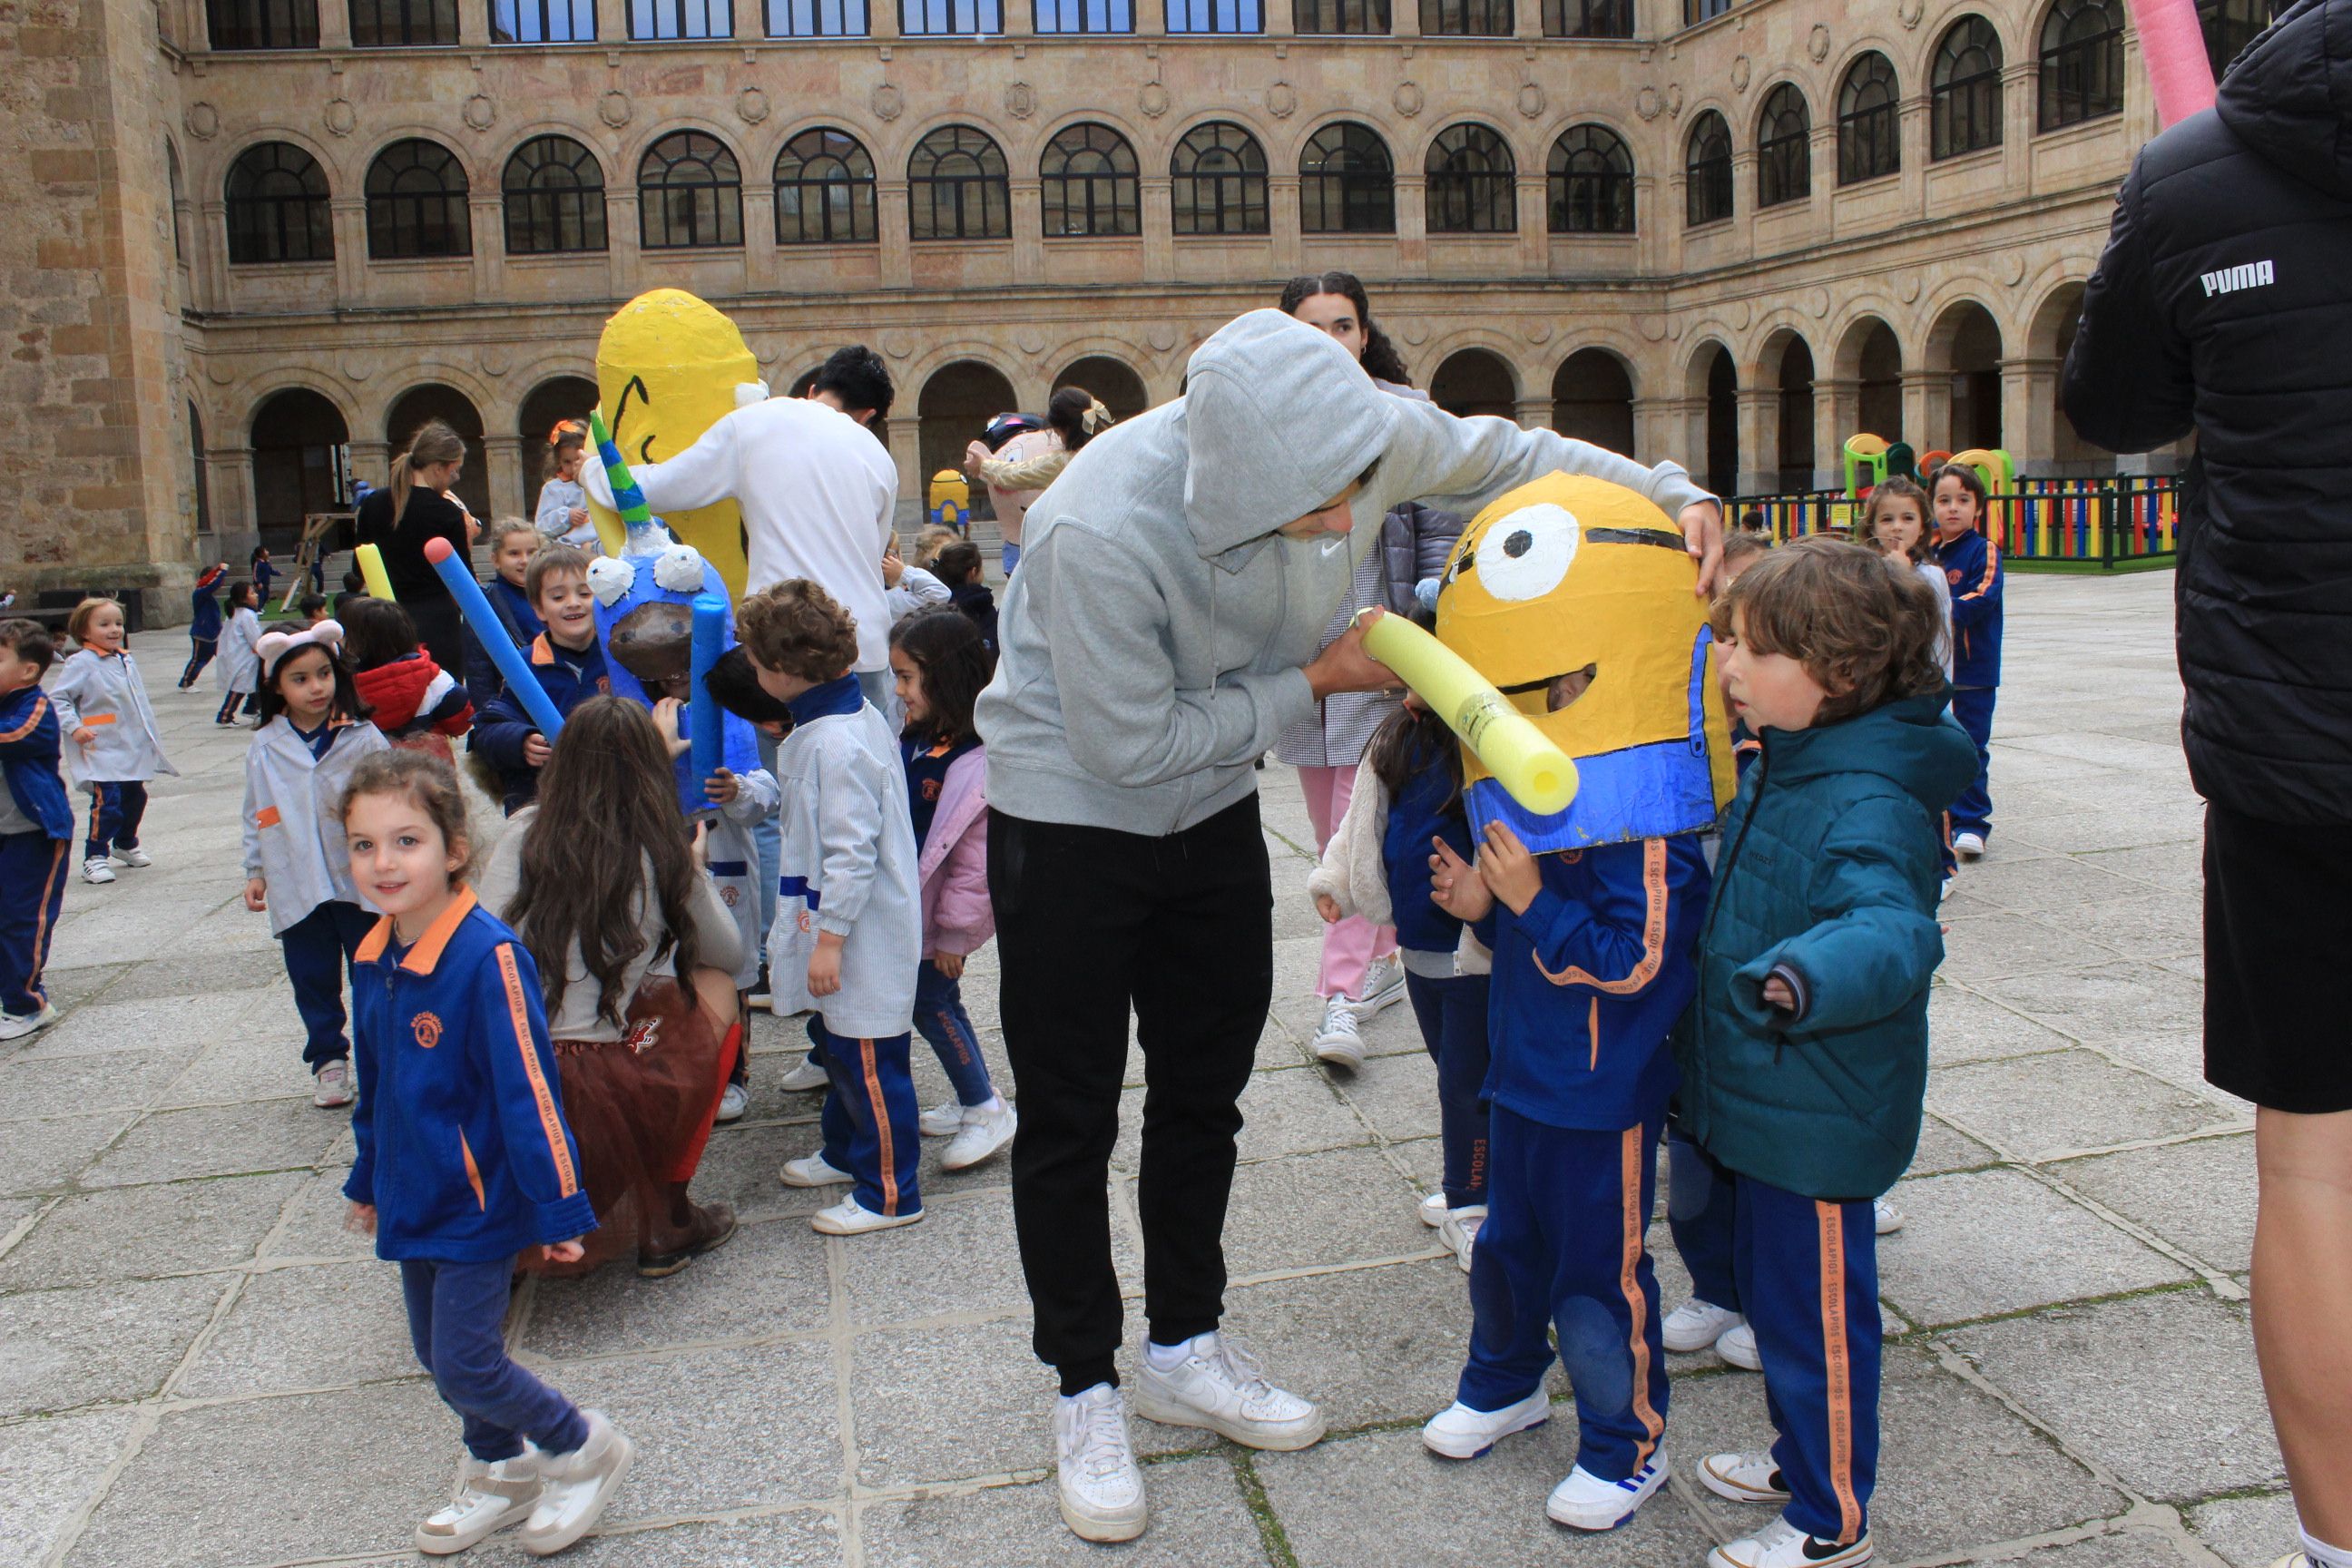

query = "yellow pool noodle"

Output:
[[355, 544, 396, 602], [1357, 610, 1578, 816]]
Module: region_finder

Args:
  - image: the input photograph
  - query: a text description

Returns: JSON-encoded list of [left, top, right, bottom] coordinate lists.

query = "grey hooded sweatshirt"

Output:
[[976, 309, 1713, 836]]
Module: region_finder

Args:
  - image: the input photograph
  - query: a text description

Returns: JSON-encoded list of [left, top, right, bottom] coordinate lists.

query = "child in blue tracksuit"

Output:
[[464, 518, 548, 713], [740, 579, 925, 1239], [1931, 464, 2002, 858], [0, 620, 74, 1041], [1676, 539, 1974, 1568], [181, 564, 227, 689], [1421, 807, 1708, 1533], [471, 544, 609, 814], [338, 749, 634, 1558]]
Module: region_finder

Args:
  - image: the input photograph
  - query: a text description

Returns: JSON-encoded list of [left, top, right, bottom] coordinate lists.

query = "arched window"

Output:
[[1041, 123, 1141, 238], [1300, 122, 1395, 234], [2040, 0, 2126, 129], [774, 128, 877, 244], [1684, 111, 1733, 227], [1837, 53, 1900, 184], [2200, 0, 2279, 79], [1932, 16, 2004, 158], [366, 139, 471, 259], [1171, 122, 1268, 236], [209, 0, 318, 47], [1426, 123, 1515, 233], [1756, 84, 1811, 209], [638, 132, 743, 249], [349, 0, 456, 43], [502, 135, 607, 255], [226, 142, 334, 264], [908, 126, 1010, 240], [1547, 123, 1633, 234]]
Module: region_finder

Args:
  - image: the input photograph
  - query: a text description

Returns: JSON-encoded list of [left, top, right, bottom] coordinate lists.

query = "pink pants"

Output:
[[1298, 765, 1397, 1001]]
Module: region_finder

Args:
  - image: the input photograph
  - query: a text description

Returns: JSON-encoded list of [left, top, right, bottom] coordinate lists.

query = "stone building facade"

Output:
[[5, 0, 2274, 620]]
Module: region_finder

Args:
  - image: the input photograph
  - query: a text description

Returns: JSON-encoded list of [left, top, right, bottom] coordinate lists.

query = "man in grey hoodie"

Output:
[[976, 308, 1719, 1543]]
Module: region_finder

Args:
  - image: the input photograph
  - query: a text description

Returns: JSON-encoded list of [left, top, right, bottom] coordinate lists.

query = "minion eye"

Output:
[[1475, 504, 1580, 602]]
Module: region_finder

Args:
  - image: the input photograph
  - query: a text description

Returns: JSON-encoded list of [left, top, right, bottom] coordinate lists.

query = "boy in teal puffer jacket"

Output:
[[1674, 539, 1975, 1568]]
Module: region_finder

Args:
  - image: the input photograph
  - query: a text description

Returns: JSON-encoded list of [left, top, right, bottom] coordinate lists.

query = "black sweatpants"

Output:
[[990, 795, 1272, 1396]]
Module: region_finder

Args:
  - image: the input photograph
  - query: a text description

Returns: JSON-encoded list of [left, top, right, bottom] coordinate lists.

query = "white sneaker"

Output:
[[919, 1097, 966, 1137], [311, 1059, 353, 1109], [1547, 1454, 1668, 1531], [1419, 1191, 1450, 1228], [1054, 1384, 1146, 1543], [1716, 1321, 1763, 1371], [1697, 1450, 1792, 1504], [1439, 1205, 1485, 1274], [779, 1152, 852, 1188], [514, 1411, 633, 1556], [942, 1098, 1016, 1171], [1663, 1299, 1744, 1354], [110, 846, 152, 868], [811, 1196, 923, 1235], [1873, 1197, 1904, 1235], [1311, 995, 1366, 1071], [1420, 1387, 1550, 1459], [416, 1454, 543, 1554], [0, 1004, 60, 1043], [1348, 954, 1407, 1019], [713, 1082, 747, 1123], [777, 1054, 828, 1093], [1710, 1516, 1873, 1568], [82, 858, 115, 885], [1953, 831, 1986, 860], [1132, 1332, 1326, 1451]]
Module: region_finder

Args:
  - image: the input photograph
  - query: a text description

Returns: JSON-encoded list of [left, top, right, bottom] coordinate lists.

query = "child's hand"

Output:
[[652, 698, 691, 759], [882, 543, 906, 588], [543, 1238, 585, 1263], [1477, 821, 1541, 916], [567, 505, 589, 529], [1761, 974, 1798, 1013], [345, 1201, 377, 1235], [933, 948, 965, 981], [244, 877, 268, 912], [704, 768, 739, 806], [688, 818, 710, 869], [1429, 838, 1494, 922], [1314, 893, 1343, 925], [523, 732, 553, 768], [71, 726, 94, 747], [808, 931, 845, 997]]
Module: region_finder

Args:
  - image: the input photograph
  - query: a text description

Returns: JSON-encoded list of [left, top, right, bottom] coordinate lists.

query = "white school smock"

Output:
[[217, 607, 263, 694], [240, 718, 391, 936], [50, 648, 177, 786], [706, 766, 779, 990]]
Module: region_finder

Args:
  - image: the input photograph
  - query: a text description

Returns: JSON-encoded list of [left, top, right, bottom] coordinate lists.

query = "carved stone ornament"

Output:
[[1637, 316, 1668, 342], [1394, 80, 1425, 117], [1148, 324, 1178, 352], [184, 101, 220, 141], [1524, 319, 1552, 344], [1004, 81, 1036, 120], [1400, 321, 1430, 347], [1636, 85, 1661, 121], [1733, 299, 1752, 329], [2002, 252, 2027, 285], [871, 83, 905, 122], [463, 93, 495, 132], [340, 353, 375, 382], [1897, 271, 1922, 303], [1730, 54, 1752, 92], [599, 90, 632, 129], [1267, 81, 1298, 119], [1808, 286, 1830, 319], [1897, 0, 1925, 25], [480, 348, 510, 377], [1140, 82, 1171, 119], [1516, 83, 1545, 119], [206, 362, 236, 385], [1808, 24, 1830, 63], [881, 330, 915, 359], [323, 98, 357, 137], [737, 87, 770, 123], [1667, 83, 1685, 116], [1016, 329, 1047, 356]]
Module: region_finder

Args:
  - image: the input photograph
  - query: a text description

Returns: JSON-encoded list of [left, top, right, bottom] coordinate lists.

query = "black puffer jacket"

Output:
[[2063, 0, 2352, 826]]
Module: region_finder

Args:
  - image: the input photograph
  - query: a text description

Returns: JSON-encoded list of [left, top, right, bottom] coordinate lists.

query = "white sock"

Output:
[[975, 1092, 1004, 1114], [1061, 1382, 1114, 1407], [2302, 1527, 2352, 1568], [1145, 1334, 1204, 1371]]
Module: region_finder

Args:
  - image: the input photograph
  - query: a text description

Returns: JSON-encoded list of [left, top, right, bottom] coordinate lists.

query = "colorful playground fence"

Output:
[[1725, 476, 2180, 568]]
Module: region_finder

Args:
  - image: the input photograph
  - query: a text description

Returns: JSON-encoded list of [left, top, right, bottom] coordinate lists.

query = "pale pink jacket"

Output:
[[919, 746, 995, 957]]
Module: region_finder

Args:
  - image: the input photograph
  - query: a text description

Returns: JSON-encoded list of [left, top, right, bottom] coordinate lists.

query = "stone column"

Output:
[[886, 415, 924, 529], [2001, 61, 2034, 191], [596, 0, 628, 40], [742, 185, 779, 288], [607, 189, 645, 296], [1814, 375, 1857, 490], [877, 181, 912, 287], [1730, 148, 1757, 257], [319, 0, 352, 48], [195, 201, 231, 315], [1142, 175, 1174, 279], [1900, 368, 1948, 455], [469, 191, 505, 301], [2004, 354, 2057, 472], [1806, 121, 1833, 233], [329, 196, 368, 303], [1395, 173, 1427, 276], [1513, 394, 1549, 431], [1269, 173, 1302, 274], [1011, 184, 1043, 281], [1897, 93, 1927, 218], [1631, 394, 1680, 473], [1515, 170, 1547, 273], [1734, 385, 1777, 495], [480, 434, 524, 516], [208, 438, 256, 554]]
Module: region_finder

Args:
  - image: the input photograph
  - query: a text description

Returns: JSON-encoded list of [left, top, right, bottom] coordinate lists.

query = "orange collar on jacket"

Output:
[[355, 887, 479, 975]]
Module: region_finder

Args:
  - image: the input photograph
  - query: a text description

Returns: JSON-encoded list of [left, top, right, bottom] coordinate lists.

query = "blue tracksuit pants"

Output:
[[280, 898, 377, 1069], [1459, 1106, 1669, 1484], [1404, 969, 1491, 1210], [85, 779, 148, 862], [1732, 1173, 1882, 1545], [1949, 685, 1997, 840], [0, 832, 70, 1017], [809, 1018, 923, 1220], [400, 1256, 588, 1464], [1665, 1122, 1740, 1314], [914, 958, 995, 1108]]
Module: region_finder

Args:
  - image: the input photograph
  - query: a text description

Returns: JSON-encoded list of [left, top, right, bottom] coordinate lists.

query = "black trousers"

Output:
[[990, 795, 1272, 1396]]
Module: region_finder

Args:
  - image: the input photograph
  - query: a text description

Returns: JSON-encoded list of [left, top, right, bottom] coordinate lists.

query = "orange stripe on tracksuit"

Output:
[[808, 1018, 921, 1221], [495, 943, 579, 1198]]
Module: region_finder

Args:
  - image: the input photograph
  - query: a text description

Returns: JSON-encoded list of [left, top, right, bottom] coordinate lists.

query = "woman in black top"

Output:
[[354, 419, 479, 675]]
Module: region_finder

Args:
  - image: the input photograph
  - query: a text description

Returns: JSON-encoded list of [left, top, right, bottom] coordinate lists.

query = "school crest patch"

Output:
[[412, 1011, 444, 1049]]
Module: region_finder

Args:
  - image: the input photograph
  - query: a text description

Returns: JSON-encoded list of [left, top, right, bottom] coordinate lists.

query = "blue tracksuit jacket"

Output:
[[342, 889, 598, 1263], [0, 686, 73, 839], [463, 576, 545, 713], [1381, 752, 1474, 958], [1934, 528, 2003, 688], [471, 633, 611, 812]]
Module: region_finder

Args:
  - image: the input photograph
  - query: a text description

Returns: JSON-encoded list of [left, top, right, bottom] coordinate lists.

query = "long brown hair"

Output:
[[505, 696, 701, 1028], [1863, 476, 1933, 565], [1713, 537, 1946, 727], [389, 418, 466, 519]]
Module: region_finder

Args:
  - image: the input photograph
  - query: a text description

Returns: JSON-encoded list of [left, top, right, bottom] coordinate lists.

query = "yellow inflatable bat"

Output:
[[592, 289, 759, 595], [1358, 610, 1577, 815]]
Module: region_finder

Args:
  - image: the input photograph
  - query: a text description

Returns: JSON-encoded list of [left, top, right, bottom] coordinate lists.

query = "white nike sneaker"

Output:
[[713, 1082, 747, 1123], [1311, 995, 1366, 1071], [416, 1454, 543, 1554], [1662, 1298, 1744, 1354], [110, 846, 153, 867], [1698, 1450, 1792, 1504], [1953, 831, 1986, 860], [1132, 1332, 1325, 1451], [82, 858, 115, 885], [1547, 1454, 1668, 1531], [1710, 1516, 1873, 1568], [1716, 1321, 1763, 1371], [1872, 1197, 1905, 1235], [777, 1054, 828, 1093], [1418, 1191, 1450, 1228], [1054, 1384, 1146, 1543], [941, 1098, 1017, 1171], [1348, 954, 1406, 1019], [1420, 1387, 1550, 1459], [779, 1152, 852, 1188]]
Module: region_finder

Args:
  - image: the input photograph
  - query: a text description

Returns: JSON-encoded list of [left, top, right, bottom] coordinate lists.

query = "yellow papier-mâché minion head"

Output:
[[593, 289, 760, 596], [1435, 472, 1736, 852]]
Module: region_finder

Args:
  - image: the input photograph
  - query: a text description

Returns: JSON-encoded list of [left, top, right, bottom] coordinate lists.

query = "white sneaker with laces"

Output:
[[1054, 1384, 1146, 1543], [1132, 1332, 1326, 1451], [1708, 1515, 1873, 1568], [1872, 1197, 1904, 1235], [811, 1196, 923, 1235], [1348, 954, 1407, 1019], [515, 1411, 633, 1556], [1439, 1205, 1485, 1273], [415, 1454, 543, 1555], [110, 846, 152, 868], [1716, 1321, 1763, 1371], [919, 1098, 966, 1137], [1311, 996, 1366, 1070], [1420, 1387, 1549, 1459], [713, 1082, 748, 1123], [1953, 831, 1986, 860], [0, 1004, 60, 1043], [82, 858, 115, 885], [2269, 1555, 2313, 1568], [1547, 1454, 1668, 1531], [1698, 1450, 1792, 1504], [1663, 1299, 1745, 1354], [777, 1054, 828, 1093], [312, 1059, 354, 1108], [1419, 1191, 1450, 1228], [942, 1098, 1017, 1171], [779, 1152, 852, 1188]]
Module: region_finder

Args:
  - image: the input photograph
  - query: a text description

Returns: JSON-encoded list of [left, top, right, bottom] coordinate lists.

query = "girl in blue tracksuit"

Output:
[[1931, 464, 2002, 855], [181, 564, 226, 689], [337, 749, 634, 1557]]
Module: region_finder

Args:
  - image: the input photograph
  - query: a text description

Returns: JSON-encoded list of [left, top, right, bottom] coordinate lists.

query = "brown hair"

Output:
[[525, 541, 591, 605], [1930, 461, 1988, 517], [389, 418, 467, 520], [1720, 531, 1770, 570], [505, 696, 701, 1028], [912, 524, 959, 568], [1864, 476, 1935, 565], [545, 419, 587, 483], [0, 618, 56, 674], [65, 598, 124, 645], [1713, 536, 1945, 726], [488, 515, 543, 555], [933, 540, 983, 585], [888, 605, 990, 746], [338, 749, 475, 884], [339, 595, 420, 672], [739, 578, 858, 683]]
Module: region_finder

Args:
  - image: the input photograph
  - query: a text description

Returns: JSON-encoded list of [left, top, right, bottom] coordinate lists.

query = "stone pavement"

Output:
[[2, 570, 2294, 1568]]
